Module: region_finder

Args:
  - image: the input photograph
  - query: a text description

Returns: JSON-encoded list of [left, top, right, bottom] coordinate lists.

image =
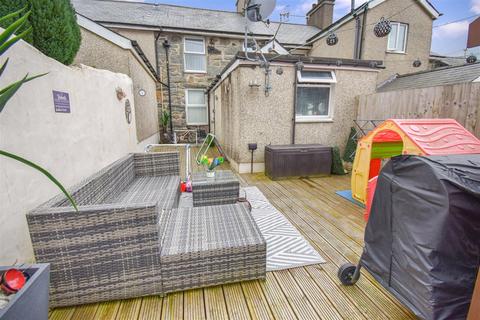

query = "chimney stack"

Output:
[[306, 0, 335, 29], [236, 0, 247, 14]]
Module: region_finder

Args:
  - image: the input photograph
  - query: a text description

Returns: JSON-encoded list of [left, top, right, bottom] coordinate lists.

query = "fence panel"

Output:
[[356, 83, 480, 137]]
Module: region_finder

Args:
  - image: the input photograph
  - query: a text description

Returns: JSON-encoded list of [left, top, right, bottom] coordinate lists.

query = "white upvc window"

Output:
[[387, 22, 408, 53], [185, 89, 208, 125], [184, 37, 206, 73], [296, 70, 336, 122]]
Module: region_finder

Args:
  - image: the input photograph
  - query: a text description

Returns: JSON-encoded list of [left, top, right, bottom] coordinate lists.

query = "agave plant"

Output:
[[0, 7, 77, 210]]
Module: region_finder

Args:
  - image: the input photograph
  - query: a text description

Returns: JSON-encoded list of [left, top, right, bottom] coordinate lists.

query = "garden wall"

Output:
[[0, 37, 154, 264]]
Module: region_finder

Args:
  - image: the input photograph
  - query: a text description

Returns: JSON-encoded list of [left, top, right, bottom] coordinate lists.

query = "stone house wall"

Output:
[[156, 33, 255, 131]]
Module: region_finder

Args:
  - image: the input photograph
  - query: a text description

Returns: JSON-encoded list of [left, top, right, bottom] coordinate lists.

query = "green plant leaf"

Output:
[[0, 150, 78, 211], [0, 58, 8, 77], [0, 6, 28, 24], [0, 10, 30, 51], [0, 26, 32, 55], [0, 72, 47, 112]]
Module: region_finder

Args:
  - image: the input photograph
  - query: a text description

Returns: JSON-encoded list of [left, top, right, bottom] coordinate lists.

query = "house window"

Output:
[[387, 22, 408, 53], [184, 37, 206, 73], [295, 70, 336, 122], [186, 89, 208, 125]]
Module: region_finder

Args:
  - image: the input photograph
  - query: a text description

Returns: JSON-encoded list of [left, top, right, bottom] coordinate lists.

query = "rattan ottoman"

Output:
[[192, 170, 240, 207], [160, 203, 266, 293]]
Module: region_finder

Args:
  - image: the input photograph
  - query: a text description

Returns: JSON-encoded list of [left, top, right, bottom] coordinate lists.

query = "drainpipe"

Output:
[[359, 6, 368, 59], [163, 39, 174, 135], [292, 61, 303, 144]]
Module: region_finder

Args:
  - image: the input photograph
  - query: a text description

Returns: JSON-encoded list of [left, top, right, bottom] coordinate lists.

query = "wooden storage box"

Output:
[[265, 144, 332, 179]]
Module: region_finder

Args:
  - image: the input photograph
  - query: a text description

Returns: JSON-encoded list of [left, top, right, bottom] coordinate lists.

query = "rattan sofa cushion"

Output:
[[103, 175, 180, 209], [160, 203, 266, 293]]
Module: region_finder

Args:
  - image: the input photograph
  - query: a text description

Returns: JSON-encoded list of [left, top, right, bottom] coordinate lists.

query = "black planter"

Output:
[[0, 264, 50, 320]]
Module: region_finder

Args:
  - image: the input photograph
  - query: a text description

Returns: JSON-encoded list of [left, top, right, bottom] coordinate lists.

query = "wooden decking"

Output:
[[49, 158, 416, 320]]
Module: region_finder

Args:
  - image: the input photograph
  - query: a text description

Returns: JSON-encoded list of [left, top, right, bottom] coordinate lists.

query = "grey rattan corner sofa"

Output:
[[27, 152, 266, 307]]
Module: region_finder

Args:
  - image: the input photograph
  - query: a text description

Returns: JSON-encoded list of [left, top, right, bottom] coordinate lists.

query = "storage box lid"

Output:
[[265, 144, 332, 151]]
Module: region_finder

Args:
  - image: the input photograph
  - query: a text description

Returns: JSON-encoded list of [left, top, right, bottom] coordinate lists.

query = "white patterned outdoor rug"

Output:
[[178, 187, 325, 271], [242, 187, 325, 271]]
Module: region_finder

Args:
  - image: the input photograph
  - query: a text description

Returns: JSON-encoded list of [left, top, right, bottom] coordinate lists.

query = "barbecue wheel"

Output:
[[338, 263, 359, 285]]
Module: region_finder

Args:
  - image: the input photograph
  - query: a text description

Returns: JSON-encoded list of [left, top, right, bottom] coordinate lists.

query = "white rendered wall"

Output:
[[0, 37, 153, 264]]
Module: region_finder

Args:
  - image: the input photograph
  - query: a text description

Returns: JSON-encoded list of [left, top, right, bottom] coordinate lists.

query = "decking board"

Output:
[[49, 152, 417, 320]]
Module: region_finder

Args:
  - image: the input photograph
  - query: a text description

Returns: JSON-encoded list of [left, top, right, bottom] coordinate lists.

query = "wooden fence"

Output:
[[356, 82, 480, 137]]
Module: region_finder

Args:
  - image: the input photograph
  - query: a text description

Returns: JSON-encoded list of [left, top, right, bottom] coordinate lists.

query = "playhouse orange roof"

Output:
[[388, 119, 480, 155]]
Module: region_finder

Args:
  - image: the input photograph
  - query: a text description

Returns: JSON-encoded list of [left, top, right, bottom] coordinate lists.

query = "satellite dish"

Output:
[[246, 0, 276, 22]]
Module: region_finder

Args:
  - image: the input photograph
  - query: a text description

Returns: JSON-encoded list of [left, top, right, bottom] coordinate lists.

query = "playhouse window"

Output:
[[295, 70, 336, 122]]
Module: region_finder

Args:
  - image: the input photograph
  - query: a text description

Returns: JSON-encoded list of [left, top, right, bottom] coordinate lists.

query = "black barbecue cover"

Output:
[[362, 155, 480, 320]]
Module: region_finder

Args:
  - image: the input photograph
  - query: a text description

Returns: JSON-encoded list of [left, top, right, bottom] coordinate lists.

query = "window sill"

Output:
[[295, 117, 334, 123], [184, 70, 207, 74], [386, 50, 407, 55]]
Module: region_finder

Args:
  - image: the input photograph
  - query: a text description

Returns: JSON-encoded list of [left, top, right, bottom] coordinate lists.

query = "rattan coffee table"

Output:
[[192, 170, 240, 207]]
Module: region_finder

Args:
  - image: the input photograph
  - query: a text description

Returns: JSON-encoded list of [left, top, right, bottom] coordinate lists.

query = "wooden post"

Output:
[[468, 269, 480, 320]]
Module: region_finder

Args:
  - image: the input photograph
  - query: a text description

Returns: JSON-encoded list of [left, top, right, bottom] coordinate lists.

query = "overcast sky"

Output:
[[141, 0, 479, 56]]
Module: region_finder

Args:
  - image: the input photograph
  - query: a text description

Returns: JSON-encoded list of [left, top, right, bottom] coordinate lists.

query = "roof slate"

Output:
[[377, 63, 480, 92], [72, 0, 320, 45]]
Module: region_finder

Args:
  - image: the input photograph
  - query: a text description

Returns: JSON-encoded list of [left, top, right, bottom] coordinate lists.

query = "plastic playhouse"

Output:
[[351, 119, 480, 219]]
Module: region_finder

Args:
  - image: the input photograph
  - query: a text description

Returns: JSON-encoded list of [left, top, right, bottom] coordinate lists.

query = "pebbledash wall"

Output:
[[0, 37, 155, 264], [209, 60, 379, 173]]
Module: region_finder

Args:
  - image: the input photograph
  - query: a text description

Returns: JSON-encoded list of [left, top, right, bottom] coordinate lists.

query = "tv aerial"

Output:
[[243, 0, 276, 96]]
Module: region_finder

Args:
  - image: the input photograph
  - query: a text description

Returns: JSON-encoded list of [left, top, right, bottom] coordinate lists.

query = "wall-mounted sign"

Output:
[[52, 90, 71, 113]]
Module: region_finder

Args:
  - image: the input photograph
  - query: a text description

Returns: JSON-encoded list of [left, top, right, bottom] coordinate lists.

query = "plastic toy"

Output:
[[351, 119, 480, 216], [200, 155, 224, 171]]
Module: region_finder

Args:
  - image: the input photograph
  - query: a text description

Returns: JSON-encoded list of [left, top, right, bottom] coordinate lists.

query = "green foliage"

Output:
[[160, 110, 170, 129], [343, 127, 358, 162], [0, 8, 46, 112], [331, 146, 346, 175], [0, 0, 32, 43], [29, 0, 81, 65]]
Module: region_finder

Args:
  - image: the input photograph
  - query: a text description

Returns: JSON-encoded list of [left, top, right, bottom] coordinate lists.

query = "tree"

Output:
[[0, 0, 32, 43], [28, 0, 81, 65]]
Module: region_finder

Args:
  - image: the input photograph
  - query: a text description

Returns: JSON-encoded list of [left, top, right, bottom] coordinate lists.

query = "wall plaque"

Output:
[[52, 90, 70, 113]]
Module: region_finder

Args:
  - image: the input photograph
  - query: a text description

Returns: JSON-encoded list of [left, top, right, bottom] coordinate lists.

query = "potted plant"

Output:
[[160, 109, 171, 143], [0, 264, 50, 320]]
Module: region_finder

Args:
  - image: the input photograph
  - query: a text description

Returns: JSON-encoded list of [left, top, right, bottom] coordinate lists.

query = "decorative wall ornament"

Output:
[[374, 17, 392, 38], [467, 55, 477, 64], [413, 59, 422, 68], [116, 87, 126, 101], [326, 32, 338, 46], [276, 67, 284, 75], [125, 99, 132, 124]]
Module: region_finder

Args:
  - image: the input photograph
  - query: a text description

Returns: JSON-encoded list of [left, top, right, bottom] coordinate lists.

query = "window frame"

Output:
[[387, 22, 409, 54], [297, 70, 337, 84], [185, 89, 208, 125], [183, 36, 207, 74], [295, 69, 335, 123]]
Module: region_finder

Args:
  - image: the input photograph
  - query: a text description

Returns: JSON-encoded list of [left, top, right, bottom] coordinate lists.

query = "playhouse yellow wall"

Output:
[[351, 121, 423, 204]]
